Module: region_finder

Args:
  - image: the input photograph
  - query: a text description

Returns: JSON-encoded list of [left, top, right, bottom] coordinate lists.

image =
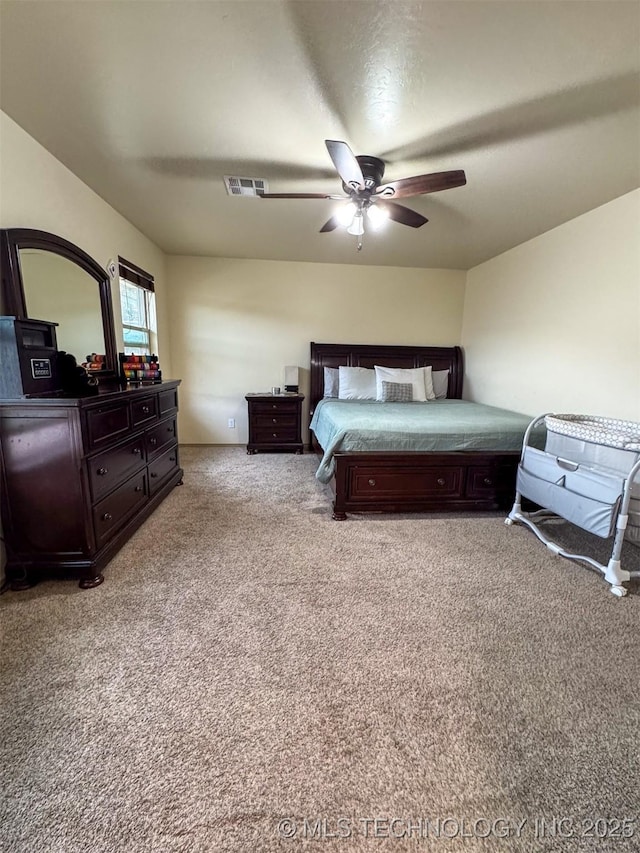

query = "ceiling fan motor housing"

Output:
[[343, 155, 386, 193]]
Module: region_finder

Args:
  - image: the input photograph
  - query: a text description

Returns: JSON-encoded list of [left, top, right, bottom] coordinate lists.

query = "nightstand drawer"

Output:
[[253, 413, 297, 429], [252, 426, 299, 444], [250, 400, 299, 414]]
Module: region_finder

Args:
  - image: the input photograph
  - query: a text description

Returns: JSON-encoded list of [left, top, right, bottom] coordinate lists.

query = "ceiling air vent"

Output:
[[223, 176, 268, 197]]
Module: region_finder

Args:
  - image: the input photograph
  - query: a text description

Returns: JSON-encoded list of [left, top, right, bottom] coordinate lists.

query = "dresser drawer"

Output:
[[93, 470, 148, 545], [131, 395, 158, 427], [350, 466, 464, 500], [86, 403, 130, 449], [88, 434, 146, 501], [159, 387, 179, 416], [148, 444, 180, 494], [145, 416, 177, 459], [250, 400, 299, 415]]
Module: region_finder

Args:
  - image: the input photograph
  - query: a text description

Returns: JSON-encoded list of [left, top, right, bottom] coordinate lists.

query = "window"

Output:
[[118, 257, 157, 356]]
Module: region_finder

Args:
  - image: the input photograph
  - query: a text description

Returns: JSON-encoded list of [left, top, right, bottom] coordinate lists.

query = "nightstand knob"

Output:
[[149, 437, 157, 445], [132, 447, 141, 454], [142, 405, 150, 414], [135, 485, 143, 492], [483, 477, 493, 486], [272, 404, 277, 409], [272, 418, 277, 423], [368, 478, 376, 486], [437, 478, 446, 486], [101, 512, 112, 521], [97, 467, 108, 476], [272, 432, 278, 438]]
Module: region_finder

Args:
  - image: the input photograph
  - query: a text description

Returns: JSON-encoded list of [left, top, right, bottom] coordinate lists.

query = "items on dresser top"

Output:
[[119, 352, 162, 382], [0, 380, 182, 589], [245, 392, 304, 454]]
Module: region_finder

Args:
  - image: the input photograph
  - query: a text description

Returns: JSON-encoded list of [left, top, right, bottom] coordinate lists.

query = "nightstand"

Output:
[[245, 393, 305, 454]]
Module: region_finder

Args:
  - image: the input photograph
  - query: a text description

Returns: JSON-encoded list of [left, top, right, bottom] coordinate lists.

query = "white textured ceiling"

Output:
[[1, 0, 639, 269]]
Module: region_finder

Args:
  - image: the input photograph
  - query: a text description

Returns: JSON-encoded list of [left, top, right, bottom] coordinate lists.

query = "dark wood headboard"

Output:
[[309, 342, 463, 415]]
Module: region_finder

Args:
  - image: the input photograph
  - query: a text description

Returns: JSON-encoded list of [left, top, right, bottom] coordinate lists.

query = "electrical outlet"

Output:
[[227, 418, 235, 429]]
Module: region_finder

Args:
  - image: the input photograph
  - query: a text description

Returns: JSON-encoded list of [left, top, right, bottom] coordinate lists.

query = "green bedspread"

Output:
[[310, 398, 535, 483]]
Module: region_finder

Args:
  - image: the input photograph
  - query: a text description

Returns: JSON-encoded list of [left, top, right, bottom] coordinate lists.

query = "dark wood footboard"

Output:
[[330, 450, 519, 519]]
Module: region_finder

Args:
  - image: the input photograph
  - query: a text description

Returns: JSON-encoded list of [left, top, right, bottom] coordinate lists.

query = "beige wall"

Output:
[[462, 189, 640, 421], [165, 256, 466, 444], [0, 112, 171, 372], [0, 111, 170, 585]]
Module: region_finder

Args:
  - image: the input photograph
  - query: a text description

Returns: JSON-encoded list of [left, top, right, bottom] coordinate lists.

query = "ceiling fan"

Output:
[[259, 139, 466, 249]]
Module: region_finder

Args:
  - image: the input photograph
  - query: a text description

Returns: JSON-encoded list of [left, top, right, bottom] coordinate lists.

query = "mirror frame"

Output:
[[1, 228, 118, 380]]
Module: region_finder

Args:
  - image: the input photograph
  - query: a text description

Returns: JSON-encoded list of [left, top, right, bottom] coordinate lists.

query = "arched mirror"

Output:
[[0, 228, 118, 380]]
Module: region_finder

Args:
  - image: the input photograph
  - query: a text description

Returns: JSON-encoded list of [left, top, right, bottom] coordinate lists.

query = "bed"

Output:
[[309, 342, 533, 519]]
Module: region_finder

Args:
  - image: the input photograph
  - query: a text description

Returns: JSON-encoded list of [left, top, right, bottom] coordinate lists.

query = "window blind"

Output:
[[118, 256, 155, 292]]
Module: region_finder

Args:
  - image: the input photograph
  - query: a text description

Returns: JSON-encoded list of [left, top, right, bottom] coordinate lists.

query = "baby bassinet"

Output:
[[506, 413, 640, 596]]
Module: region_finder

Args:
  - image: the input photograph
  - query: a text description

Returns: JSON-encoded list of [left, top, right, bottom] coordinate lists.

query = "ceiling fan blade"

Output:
[[377, 169, 466, 199], [259, 192, 337, 199], [378, 201, 428, 228], [325, 140, 365, 190], [319, 216, 340, 233]]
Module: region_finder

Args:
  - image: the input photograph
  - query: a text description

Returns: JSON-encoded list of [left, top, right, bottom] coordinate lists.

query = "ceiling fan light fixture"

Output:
[[335, 202, 357, 227], [366, 204, 389, 230], [347, 211, 365, 236]]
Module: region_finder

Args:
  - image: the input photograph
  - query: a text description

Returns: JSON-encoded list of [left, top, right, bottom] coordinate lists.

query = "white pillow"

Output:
[[323, 366, 339, 398], [374, 365, 434, 402], [338, 366, 377, 400], [422, 365, 436, 401], [432, 369, 449, 399]]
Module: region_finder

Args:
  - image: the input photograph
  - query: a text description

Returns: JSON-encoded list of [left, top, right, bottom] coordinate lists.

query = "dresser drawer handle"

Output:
[[142, 405, 150, 414], [167, 426, 173, 432], [149, 437, 157, 445], [272, 404, 277, 409], [483, 477, 493, 486], [272, 432, 278, 438], [101, 512, 112, 521], [134, 485, 143, 492], [437, 478, 446, 486], [169, 455, 176, 462], [368, 478, 376, 486], [272, 418, 277, 423], [97, 467, 108, 476], [150, 472, 158, 478], [132, 447, 141, 455]]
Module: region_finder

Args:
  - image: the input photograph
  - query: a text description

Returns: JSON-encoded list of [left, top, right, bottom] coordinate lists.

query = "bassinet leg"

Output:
[[604, 521, 632, 596], [505, 493, 522, 525]]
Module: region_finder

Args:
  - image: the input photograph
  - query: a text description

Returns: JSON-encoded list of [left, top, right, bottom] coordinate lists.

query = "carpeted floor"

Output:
[[1, 446, 639, 853]]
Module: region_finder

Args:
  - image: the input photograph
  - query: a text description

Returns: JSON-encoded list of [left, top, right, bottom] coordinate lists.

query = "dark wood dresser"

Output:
[[245, 392, 304, 454], [0, 380, 183, 588]]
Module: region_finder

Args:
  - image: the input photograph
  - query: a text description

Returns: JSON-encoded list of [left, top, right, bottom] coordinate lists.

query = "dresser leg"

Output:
[[79, 573, 105, 589]]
